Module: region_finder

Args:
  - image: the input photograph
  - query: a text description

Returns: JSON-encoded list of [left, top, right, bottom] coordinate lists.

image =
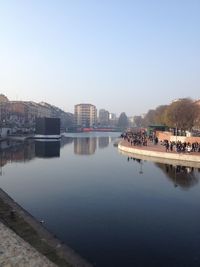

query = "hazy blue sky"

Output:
[[0, 0, 199, 116]]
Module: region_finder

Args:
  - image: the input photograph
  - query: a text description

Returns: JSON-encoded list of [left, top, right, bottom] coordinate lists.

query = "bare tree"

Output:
[[134, 115, 143, 127], [154, 105, 168, 125], [142, 109, 157, 127]]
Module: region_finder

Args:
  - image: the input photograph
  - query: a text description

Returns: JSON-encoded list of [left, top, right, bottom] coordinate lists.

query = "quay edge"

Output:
[[118, 141, 200, 165]]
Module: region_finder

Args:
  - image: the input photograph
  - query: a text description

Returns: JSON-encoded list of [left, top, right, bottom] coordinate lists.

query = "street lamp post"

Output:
[[175, 124, 178, 143]]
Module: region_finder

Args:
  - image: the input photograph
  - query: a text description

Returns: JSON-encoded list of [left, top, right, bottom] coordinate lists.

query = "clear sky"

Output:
[[0, 0, 199, 116]]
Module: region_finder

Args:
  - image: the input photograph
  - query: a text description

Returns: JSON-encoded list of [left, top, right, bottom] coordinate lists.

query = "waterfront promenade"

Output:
[[118, 139, 200, 165], [0, 222, 56, 267]]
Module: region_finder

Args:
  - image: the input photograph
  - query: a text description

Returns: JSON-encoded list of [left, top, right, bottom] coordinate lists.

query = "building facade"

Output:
[[74, 104, 97, 127], [0, 94, 10, 124], [99, 109, 109, 126], [0, 94, 73, 130], [109, 113, 117, 126]]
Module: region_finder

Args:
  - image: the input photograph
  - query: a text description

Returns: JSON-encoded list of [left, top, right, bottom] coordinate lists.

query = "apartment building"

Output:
[[99, 109, 109, 126], [0, 94, 73, 129], [0, 94, 10, 123], [74, 104, 97, 127]]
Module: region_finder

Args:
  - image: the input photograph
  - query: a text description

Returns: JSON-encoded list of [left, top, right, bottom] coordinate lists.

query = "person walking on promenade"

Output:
[[170, 142, 173, 152], [165, 141, 169, 152]]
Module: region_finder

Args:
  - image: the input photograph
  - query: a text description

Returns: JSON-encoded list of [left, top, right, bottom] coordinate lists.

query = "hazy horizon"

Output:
[[0, 1, 199, 116]]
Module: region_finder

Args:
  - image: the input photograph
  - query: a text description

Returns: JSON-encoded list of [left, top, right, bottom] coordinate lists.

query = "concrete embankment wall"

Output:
[[156, 131, 200, 143], [118, 142, 200, 164]]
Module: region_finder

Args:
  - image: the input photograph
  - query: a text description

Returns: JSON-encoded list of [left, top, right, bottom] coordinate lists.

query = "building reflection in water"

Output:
[[35, 140, 60, 158], [74, 137, 97, 155], [0, 140, 35, 168], [0, 139, 61, 174], [98, 137, 109, 149], [60, 136, 73, 148], [155, 163, 200, 189]]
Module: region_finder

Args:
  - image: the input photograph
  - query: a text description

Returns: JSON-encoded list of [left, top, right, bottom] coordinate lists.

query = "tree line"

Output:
[[118, 98, 200, 131]]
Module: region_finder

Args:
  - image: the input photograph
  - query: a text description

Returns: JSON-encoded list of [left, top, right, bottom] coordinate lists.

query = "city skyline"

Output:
[[0, 1, 199, 116]]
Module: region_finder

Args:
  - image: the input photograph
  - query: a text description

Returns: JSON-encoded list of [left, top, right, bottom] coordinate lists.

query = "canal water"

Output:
[[1, 132, 200, 267]]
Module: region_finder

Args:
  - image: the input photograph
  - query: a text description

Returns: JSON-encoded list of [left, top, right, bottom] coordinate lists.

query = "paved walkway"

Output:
[[0, 222, 56, 267], [119, 140, 200, 166], [121, 139, 200, 155]]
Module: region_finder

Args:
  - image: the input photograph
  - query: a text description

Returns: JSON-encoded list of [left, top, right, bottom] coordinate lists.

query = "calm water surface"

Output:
[[1, 132, 200, 267]]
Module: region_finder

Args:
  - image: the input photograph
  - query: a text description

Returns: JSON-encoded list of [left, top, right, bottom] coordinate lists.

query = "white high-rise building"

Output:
[[74, 104, 97, 127]]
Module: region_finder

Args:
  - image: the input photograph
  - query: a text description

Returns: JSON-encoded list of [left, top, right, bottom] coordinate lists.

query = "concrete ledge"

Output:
[[118, 149, 200, 168], [0, 222, 56, 267], [0, 188, 92, 267], [118, 141, 200, 165]]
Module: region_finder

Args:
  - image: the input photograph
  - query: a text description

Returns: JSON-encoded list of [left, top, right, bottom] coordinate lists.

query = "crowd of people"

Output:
[[162, 140, 200, 153], [121, 131, 200, 154], [121, 131, 148, 146]]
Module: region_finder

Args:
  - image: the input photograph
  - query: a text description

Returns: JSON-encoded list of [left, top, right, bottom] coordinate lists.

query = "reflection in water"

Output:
[[0, 139, 61, 173], [0, 136, 113, 171], [0, 136, 113, 173], [35, 141, 60, 158], [126, 156, 200, 189], [139, 161, 143, 175], [60, 136, 73, 148], [2, 133, 200, 267], [127, 156, 142, 164], [74, 138, 97, 155], [0, 140, 35, 169], [127, 156, 144, 175], [155, 163, 200, 189], [98, 137, 109, 149]]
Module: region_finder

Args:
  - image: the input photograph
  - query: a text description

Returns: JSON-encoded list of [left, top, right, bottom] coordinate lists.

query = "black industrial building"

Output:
[[35, 117, 60, 138]]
